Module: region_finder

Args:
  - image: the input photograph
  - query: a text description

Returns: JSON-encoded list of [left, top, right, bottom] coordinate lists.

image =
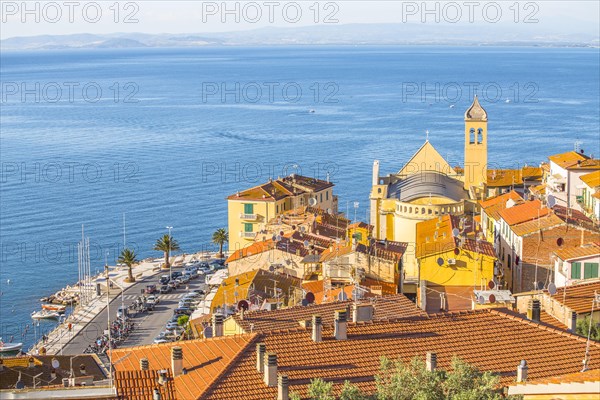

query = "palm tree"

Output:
[[118, 248, 138, 283], [212, 228, 228, 259], [154, 234, 180, 270]]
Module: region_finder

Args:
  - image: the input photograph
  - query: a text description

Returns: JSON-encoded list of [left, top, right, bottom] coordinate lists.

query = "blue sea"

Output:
[[1, 46, 599, 348]]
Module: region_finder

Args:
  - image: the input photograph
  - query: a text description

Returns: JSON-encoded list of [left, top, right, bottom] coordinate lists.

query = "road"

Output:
[[61, 270, 206, 354]]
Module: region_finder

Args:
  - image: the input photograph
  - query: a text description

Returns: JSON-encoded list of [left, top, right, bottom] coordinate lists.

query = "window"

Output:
[[320, 193, 323, 202], [244, 203, 254, 214], [469, 128, 475, 144], [571, 262, 581, 279], [326, 191, 329, 200], [276, 205, 279, 213], [477, 128, 484, 144], [244, 223, 253, 232], [584, 262, 599, 279]]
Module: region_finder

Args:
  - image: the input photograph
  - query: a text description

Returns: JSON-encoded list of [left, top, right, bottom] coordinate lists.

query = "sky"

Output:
[[1, 0, 599, 39]]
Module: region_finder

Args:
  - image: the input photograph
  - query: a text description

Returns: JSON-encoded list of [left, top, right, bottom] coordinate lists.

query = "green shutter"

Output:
[[571, 262, 581, 279], [244, 204, 254, 214], [244, 223, 253, 232], [584, 263, 599, 279]]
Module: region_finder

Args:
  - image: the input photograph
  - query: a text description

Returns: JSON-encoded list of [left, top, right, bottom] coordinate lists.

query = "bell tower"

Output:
[[464, 95, 488, 193]]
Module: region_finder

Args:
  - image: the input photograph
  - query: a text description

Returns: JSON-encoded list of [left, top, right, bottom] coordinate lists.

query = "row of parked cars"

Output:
[[153, 289, 206, 344]]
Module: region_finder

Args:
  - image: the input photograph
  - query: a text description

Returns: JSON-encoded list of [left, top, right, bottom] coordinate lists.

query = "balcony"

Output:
[[239, 213, 257, 220], [239, 231, 256, 239]]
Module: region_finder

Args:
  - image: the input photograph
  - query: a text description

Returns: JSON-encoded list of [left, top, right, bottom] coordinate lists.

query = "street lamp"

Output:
[[166, 226, 173, 282]]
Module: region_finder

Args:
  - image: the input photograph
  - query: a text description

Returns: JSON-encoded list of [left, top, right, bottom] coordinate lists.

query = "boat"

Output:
[[0, 338, 23, 353], [31, 310, 61, 320], [41, 304, 66, 313]]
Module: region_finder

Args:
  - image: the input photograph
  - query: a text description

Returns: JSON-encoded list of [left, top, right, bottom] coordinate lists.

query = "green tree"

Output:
[[576, 316, 600, 341], [307, 378, 335, 400], [154, 234, 180, 270], [118, 248, 138, 283], [177, 314, 191, 339], [375, 356, 444, 400], [339, 380, 368, 400], [443, 356, 502, 400], [212, 228, 229, 259]]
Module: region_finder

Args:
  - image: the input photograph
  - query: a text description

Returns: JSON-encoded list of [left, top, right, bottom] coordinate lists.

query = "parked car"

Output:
[[171, 271, 183, 279], [173, 307, 192, 316], [145, 284, 157, 294], [165, 321, 180, 330], [159, 275, 170, 285], [168, 281, 178, 290], [146, 295, 159, 306], [160, 285, 171, 294], [153, 336, 169, 344]]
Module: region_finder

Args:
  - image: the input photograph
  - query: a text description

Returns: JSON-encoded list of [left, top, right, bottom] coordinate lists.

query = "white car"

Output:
[[146, 295, 159, 305]]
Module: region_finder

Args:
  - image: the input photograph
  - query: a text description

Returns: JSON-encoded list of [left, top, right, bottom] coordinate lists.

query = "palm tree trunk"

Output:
[[164, 250, 170, 269], [128, 265, 134, 282], [219, 242, 224, 258]]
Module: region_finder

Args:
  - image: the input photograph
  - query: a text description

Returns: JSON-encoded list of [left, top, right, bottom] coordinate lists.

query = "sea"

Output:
[[1, 46, 599, 348]]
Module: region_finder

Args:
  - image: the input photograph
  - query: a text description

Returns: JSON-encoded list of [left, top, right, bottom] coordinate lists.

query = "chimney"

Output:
[[171, 347, 183, 377], [28, 357, 35, 369], [352, 304, 374, 323], [213, 314, 224, 337], [264, 353, 277, 387], [277, 374, 289, 400], [79, 364, 86, 376], [517, 360, 528, 382], [153, 388, 162, 400], [334, 309, 348, 340], [426, 352, 437, 372], [140, 358, 149, 371], [158, 370, 168, 386], [256, 342, 266, 372], [312, 315, 322, 342], [570, 311, 578, 332], [527, 299, 540, 323], [50, 368, 56, 380]]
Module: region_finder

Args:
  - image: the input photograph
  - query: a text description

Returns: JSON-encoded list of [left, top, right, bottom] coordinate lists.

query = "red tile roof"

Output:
[[499, 200, 550, 226], [547, 280, 600, 314], [554, 243, 600, 261], [227, 175, 333, 201], [548, 151, 589, 169]]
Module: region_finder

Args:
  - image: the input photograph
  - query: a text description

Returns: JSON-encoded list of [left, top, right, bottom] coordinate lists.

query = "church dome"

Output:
[[464, 95, 488, 121]]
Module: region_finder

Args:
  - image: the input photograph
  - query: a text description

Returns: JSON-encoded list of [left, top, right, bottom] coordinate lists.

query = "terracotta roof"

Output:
[[580, 170, 600, 188], [112, 334, 256, 400], [554, 243, 600, 261], [361, 277, 399, 295], [594, 192, 600, 200], [513, 368, 600, 386], [211, 269, 301, 311], [480, 191, 523, 209], [348, 221, 373, 231], [319, 241, 353, 262], [314, 222, 347, 240], [226, 240, 274, 263], [499, 199, 550, 226], [227, 175, 333, 201], [229, 293, 425, 333], [0, 355, 106, 390], [553, 205, 598, 231], [356, 239, 408, 262], [566, 158, 600, 171], [547, 280, 600, 314], [200, 309, 600, 399], [510, 213, 564, 237], [425, 284, 474, 312], [486, 168, 542, 187], [528, 184, 547, 196], [290, 231, 333, 250], [416, 215, 495, 259], [548, 151, 589, 169]]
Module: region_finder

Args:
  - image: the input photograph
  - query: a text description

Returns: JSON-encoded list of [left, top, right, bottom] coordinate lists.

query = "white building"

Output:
[[553, 243, 600, 287]]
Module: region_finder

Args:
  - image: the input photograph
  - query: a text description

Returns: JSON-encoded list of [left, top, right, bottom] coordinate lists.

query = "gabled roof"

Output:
[[546, 280, 600, 314], [510, 213, 564, 237], [356, 239, 408, 262], [228, 174, 333, 201], [566, 158, 600, 171], [200, 309, 600, 399], [397, 140, 454, 176], [226, 240, 274, 263], [480, 190, 523, 210], [580, 170, 600, 188], [499, 199, 550, 226], [548, 151, 589, 169], [464, 95, 488, 121], [554, 243, 600, 261], [486, 167, 543, 187], [112, 334, 256, 400]]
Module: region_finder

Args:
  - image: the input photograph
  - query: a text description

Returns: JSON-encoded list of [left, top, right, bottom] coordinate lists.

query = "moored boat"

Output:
[[41, 304, 66, 313], [31, 310, 61, 320], [0, 338, 23, 353]]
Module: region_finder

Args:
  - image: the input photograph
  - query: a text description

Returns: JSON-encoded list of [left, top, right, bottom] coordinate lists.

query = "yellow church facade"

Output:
[[370, 96, 489, 291]]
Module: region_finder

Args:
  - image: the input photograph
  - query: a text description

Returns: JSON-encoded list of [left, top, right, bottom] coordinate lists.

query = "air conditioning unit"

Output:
[[447, 258, 456, 265]]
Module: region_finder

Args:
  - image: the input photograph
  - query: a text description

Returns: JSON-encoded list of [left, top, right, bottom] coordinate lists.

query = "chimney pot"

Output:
[[278, 374, 289, 400], [256, 343, 266, 373], [570, 311, 578, 332], [140, 358, 149, 371], [352, 304, 374, 323], [213, 314, 224, 337], [312, 315, 322, 342], [517, 360, 528, 382], [79, 364, 86, 375], [28, 357, 35, 369], [264, 353, 277, 387], [171, 346, 183, 377], [334, 310, 348, 340], [426, 352, 437, 372], [527, 299, 541, 323], [153, 388, 162, 400]]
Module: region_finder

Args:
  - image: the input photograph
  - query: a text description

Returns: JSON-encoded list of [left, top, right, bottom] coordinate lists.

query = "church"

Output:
[[369, 96, 489, 288]]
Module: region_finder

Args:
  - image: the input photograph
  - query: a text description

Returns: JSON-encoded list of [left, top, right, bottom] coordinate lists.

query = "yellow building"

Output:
[[227, 174, 336, 252], [463, 95, 488, 197], [416, 214, 496, 287]]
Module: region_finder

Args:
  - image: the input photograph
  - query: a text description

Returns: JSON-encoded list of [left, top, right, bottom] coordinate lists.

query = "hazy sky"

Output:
[[1, 0, 599, 39]]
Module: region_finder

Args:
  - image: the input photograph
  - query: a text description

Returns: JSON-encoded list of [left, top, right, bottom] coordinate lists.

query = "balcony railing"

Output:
[[240, 232, 256, 239], [239, 213, 257, 220]]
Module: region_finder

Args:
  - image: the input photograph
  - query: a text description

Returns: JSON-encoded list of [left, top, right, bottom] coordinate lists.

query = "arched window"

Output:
[[477, 128, 483, 144], [421, 207, 426, 214], [469, 128, 475, 144], [428, 209, 432, 215]]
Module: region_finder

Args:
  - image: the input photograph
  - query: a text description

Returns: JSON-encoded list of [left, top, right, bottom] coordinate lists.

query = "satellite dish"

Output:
[[309, 198, 317, 206], [436, 257, 444, 266], [454, 247, 460, 256], [338, 291, 348, 301], [51, 358, 60, 369], [488, 280, 495, 290], [305, 292, 315, 304], [478, 295, 485, 305], [489, 294, 496, 304], [238, 300, 249, 311], [548, 283, 557, 295], [301, 299, 308, 306], [452, 228, 460, 237], [276, 235, 282, 241], [16, 380, 25, 389], [268, 265, 275, 272], [557, 237, 564, 246], [271, 235, 277, 241], [547, 195, 556, 208], [279, 231, 284, 236], [326, 208, 332, 214], [304, 240, 309, 248], [292, 225, 297, 230], [300, 226, 306, 232], [537, 281, 545, 290]]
